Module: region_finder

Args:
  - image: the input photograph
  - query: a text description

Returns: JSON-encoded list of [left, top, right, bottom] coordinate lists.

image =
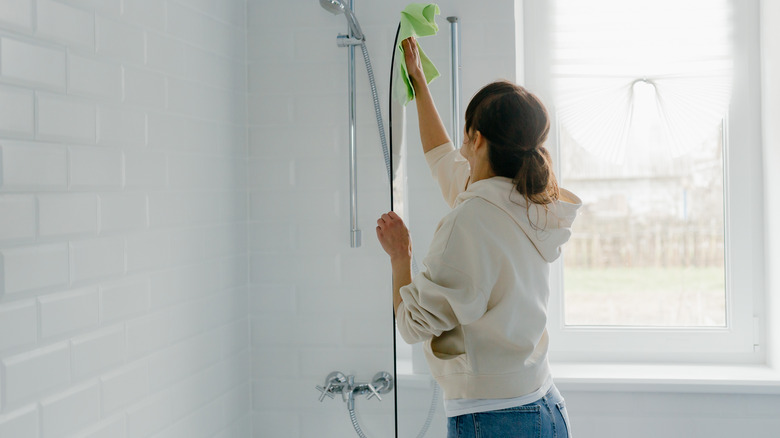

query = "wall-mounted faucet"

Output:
[[315, 371, 394, 410]]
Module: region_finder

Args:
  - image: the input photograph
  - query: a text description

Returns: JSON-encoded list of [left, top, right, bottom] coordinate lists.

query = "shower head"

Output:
[[319, 0, 364, 40]]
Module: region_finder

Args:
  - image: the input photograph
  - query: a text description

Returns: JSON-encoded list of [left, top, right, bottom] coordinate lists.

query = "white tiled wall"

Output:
[[246, 0, 517, 436], [0, 1, 250, 437]]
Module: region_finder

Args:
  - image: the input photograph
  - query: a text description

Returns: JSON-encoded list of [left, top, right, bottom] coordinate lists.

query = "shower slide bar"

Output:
[[448, 16, 462, 148]]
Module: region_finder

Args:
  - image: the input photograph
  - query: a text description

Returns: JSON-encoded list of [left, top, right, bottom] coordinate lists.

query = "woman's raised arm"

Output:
[[403, 37, 452, 153]]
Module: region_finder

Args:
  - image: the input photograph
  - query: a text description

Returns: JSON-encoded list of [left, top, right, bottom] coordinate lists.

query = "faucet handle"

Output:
[[365, 383, 382, 401], [315, 383, 336, 402]]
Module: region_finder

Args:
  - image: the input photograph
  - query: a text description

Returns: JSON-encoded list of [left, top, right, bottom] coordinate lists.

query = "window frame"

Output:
[[522, 0, 766, 364]]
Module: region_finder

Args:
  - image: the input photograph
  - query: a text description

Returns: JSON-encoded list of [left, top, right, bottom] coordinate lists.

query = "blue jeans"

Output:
[[446, 385, 572, 438]]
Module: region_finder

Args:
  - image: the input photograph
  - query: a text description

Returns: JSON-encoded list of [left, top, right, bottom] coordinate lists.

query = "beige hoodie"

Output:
[[396, 142, 581, 400]]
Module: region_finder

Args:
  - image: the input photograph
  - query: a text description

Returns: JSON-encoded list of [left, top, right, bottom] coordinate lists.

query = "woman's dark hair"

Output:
[[464, 80, 559, 205]]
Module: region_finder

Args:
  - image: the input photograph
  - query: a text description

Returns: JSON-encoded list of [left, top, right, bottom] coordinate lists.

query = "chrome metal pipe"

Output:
[[447, 16, 462, 148], [348, 0, 361, 247]]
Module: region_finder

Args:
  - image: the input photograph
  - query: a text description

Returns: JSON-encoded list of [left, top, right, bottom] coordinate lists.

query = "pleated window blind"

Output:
[[551, 0, 733, 164]]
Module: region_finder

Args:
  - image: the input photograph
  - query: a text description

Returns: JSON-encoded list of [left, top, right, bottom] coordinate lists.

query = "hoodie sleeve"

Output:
[[424, 142, 470, 208], [395, 208, 491, 344]]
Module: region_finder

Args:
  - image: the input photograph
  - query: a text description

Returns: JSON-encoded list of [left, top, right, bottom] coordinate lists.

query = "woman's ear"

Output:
[[473, 131, 488, 152]]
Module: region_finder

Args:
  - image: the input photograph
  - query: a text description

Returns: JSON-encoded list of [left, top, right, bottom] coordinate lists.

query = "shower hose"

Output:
[[346, 28, 441, 438]]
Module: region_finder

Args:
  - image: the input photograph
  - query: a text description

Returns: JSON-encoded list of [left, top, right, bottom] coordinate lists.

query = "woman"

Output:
[[376, 37, 581, 438]]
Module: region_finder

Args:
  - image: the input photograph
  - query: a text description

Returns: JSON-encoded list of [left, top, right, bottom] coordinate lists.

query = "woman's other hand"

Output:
[[376, 211, 412, 262], [403, 37, 424, 87]]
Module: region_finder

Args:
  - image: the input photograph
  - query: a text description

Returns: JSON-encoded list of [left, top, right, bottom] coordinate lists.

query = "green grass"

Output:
[[563, 267, 725, 295]]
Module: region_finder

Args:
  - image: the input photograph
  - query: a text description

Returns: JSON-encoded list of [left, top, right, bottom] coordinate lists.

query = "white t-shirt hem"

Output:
[[443, 375, 554, 418]]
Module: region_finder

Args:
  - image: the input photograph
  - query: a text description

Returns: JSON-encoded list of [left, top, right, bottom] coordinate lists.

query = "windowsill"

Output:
[[552, 362, 780, 394], [396, 360, 780, 394]]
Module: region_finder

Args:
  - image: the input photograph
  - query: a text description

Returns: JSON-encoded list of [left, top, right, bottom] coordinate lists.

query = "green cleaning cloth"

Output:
[[395, 3, 441, 106]]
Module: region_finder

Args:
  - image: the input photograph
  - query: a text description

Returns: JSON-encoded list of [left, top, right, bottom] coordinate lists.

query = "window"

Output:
[[524, 0, 765, 362]]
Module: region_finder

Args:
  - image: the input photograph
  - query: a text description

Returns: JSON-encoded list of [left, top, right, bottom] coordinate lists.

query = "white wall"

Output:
[[762, 0, 780, 370], [0, 1, 250, 437]]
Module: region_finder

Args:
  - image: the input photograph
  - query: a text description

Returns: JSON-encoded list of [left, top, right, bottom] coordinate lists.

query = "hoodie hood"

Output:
[[454, 177, 582, 262]]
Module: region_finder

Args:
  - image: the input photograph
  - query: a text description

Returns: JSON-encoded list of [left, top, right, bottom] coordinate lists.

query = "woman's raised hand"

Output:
[[403, 37, 424, 87]]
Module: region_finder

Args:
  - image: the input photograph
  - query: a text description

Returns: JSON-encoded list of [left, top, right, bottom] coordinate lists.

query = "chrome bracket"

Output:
[[337, 34, 365, 47]]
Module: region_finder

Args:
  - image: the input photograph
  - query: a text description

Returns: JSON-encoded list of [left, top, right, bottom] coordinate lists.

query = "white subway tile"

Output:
[[96, 16, 145, 65], [168, 152, 212, 190], [0, 195, 35, 242], [167, 1, 240, 58], [37, 0, 95, 49], [247, 30, 293, 63], [248, 157, 293, 189], [217, 188, 248, 226], [167, 77, 231, 122], [0, 0, 33, 30], [173, 0, 214, 14], [124, 150, 167, 188], [222, 349, 250, 391], [55, 0, 120, 16], [206, 223, 247, 258], [38, 193, 98, 237], [249, 315, 293, 347], [122, 0, 165, 30], [37, 94, 97, 143], [38, 287, 99, 339], [100, 362, 149, 415], [164, 298, 214, 344], [294, 221, 344, 252], [148, 263, 219, 310], [68, 54, 122, 101], [40, 382, 100, 437], [147, 329, 222, 390], [0, 38, 66, 90], [157, 397, 223, 438], [0, 405, 38, 438], [148, 192, 186, 227], [297, 347, 392, 380], [248, 190, 339, 223], [0, 86, 34, 136], [68, 146, 123, 189], [342, 317, 393, 347], [126, 230, 171, 273], [71, 326, 125, 380], [0, 142, 68, 190], [247, 93, 293, 126], [169, 227, 205, 264], [70, 237, 125, 283], [214, 0, 246, 28], [250, 411, 299, 438], [192, 47, 245, 92], [99, 192, 148, 233], [249, 284, 295, 315], [294, 93, 346, 126], [123, 66, 166, 109], [125, 312, 167, 359], [100, 277, 149, 322], [2, 342, 70, 406], [260, 253, 339, 287], [220, 318, 249, 358], [251, 347, 297, 378], [126, 393, 172, 438], [0, 243, 69, 296], [222, 383, 251, 426], [97, 105, 146, 146], [169, 362, 223, 422], [145, 32, 187, 78], [0, 300, 36, 353], [71, 415, 125, 438]]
